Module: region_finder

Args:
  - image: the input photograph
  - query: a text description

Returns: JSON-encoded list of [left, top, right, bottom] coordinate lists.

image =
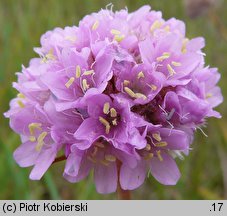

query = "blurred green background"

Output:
[[0, 0, 227, 200]]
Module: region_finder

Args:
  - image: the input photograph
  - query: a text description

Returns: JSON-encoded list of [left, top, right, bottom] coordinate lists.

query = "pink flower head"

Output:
[[5, 5, 223, 194]]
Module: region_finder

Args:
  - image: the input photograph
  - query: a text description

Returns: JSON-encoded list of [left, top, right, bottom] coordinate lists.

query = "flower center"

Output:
[[99, 102, 121, 134]]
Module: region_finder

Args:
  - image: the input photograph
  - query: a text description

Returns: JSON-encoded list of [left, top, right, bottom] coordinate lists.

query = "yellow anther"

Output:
[[110, 29, 121, 35], [82, 79, 89, 91], [100, 159, 109, 166], [65, 36, 77, 42], [45, 49, 55, 60], [103, 102, 110, 114], [135, 93, 147, 100], [163, 52, 170, 55], [36, 131, 47, 151], [28, 123, 42, 136], [150, 84, 157, 91], [144, 152, 154, 160], [65, 77, 75, 88], [155, 141, 168, 147], [124, 87, 136, 98], [91, 147, 98, 157], [112, 119, 117, 126], [105, 154, 116, 162], [150, 20, 163, 33], [152, 133, 162, 142], [83, 70, 94, 76], [17, 100, 25, 108], [17, 93, 25, 98], [110, 108, 117, 118], [171, 61, 182, 67], [156, 52, 170, 62], [105, 124, 110, 134], [156, 150, 163, 162], [206, 93, 212, 99], [123, 80, 130, 86], [76, 65, 81, 78], [99, 116, 111, 134], [87, 156, 97, 163], [145, 144, 151, 151], [137, 71, 145, 79], [92, 20, 99, 30], [95, 142, 105, 148], [29, 136, 36, 142], [163, 25, 170, 32], [167, 64, 176, 76], [182, 38, 189, 53], [114, 34, 125, 42]]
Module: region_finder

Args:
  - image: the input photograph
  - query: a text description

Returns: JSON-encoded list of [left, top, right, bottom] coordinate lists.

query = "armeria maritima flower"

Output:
[[5, 5, 223, 194]]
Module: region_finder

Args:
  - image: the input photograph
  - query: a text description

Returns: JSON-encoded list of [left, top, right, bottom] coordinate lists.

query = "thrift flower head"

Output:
[[5, 5, 223, 194]]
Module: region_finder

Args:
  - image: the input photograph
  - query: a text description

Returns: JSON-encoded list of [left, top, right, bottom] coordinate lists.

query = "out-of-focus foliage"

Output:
[[0, 0, 226, 200]]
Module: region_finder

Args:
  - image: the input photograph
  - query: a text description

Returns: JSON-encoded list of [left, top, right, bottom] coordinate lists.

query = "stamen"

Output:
[[17, 100, 25, 108], [28, 123, 42, 136], [156, 150, 163, 162], [144, 152, 154, 160], [110, 29, 121, 35], [83, 70, 94, 76], [155, 141, 168, 147], [123, 80, 130, 86], [124, 87, 136, 98], [156, 52, 170, 62], [137, 71, 145, 79], [167, 64, 176, 76], [206, 93, 212, 98], [150, 84, 157, 91], [17, 93, 25, 98], [65, 77, 75, 88], [150, 20, 163, 33], [114, 34, 125, 42], [182, 38, 189, 53], [100, 159, 109, 166], [45, 49, 55, 60], [29, 136, 36, 142], [76, 65, 81, 78], [112, 119, 117, 126], [91, 147, 98, 157], [36, 131, 47, 151], [105, 154, 116, 162], [152, 133, 162, 142], [171, 61, 182, 67], [145, 144, 151, 151], [135, 93, 147, 100], [163, 25, 170, 32], [87, 156, 96, 163], [92, 20, 99, 30], [105, 124, 110, 134], [110, 108, 117, 118], [82, 79, 89, 91], [95, 142, 105, 148], [65, 36, 77, 42], [99, 116, 111, 134], [103, 102, 110, 114]]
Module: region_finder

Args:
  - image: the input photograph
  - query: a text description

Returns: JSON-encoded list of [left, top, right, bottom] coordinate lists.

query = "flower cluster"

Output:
[[5, 5, 222, 194]]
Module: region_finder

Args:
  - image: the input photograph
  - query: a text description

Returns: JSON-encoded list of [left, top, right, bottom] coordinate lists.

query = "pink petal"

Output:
[[29, 147, 57, 180], [13, 141, 39, 167], [120, 161, 146, 190], [150, 153, 180, 185], [94, 162, 117, 194]]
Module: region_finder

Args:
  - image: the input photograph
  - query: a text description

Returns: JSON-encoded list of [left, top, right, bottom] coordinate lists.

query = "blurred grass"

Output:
[[0, 0, 227, 200]]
